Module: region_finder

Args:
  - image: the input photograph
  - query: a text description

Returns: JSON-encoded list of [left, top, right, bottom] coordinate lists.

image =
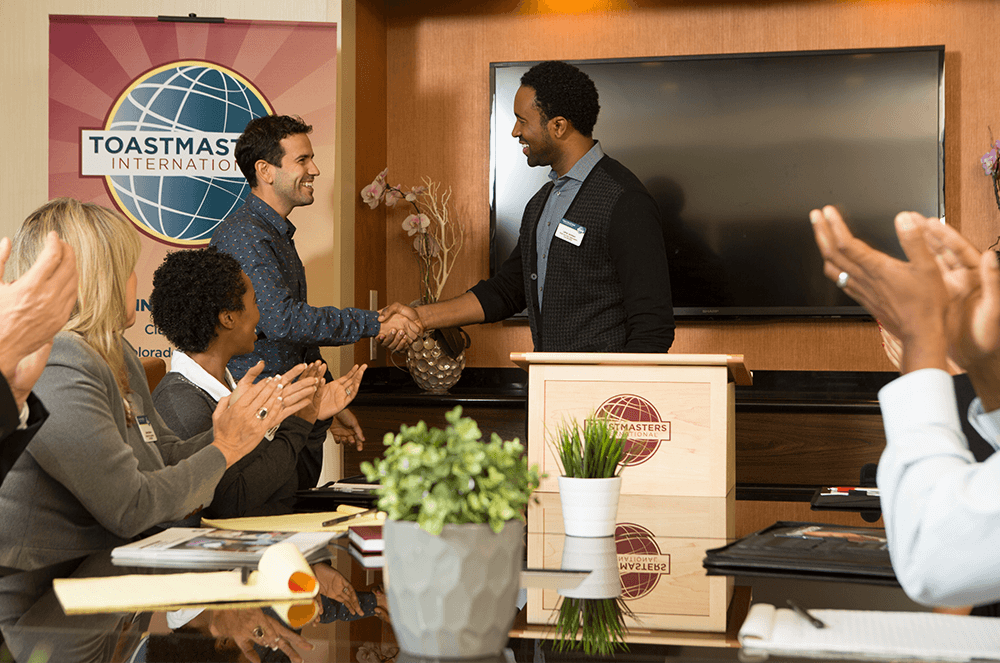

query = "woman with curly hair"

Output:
[[0, 199, 318, 572], [148, 248, 379, 659], [149, 246, 365, 518]]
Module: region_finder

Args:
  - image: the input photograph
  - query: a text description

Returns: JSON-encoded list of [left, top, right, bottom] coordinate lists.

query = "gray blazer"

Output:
[[0, 332, 227, 570]]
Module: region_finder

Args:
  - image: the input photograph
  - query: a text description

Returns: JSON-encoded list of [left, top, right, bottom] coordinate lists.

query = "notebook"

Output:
[[739, 602, 1000, 661], [703, 521, 896, 585]]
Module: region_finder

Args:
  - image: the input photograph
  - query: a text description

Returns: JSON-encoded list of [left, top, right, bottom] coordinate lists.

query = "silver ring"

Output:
[[836, 271, 850, 289], [252, 626, 264, 639], [256, 407, 268, 420], [345, 388, 352, 397]]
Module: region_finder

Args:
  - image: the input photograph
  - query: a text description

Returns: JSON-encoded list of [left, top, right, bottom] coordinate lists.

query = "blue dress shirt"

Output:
[[535, 141, 604, 307], [210, 194, 380, 380]]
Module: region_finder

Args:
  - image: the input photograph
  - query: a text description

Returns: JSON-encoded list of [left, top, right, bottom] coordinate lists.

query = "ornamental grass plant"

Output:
[[551, 415, 627, 479], [554, 596, 635, 656]]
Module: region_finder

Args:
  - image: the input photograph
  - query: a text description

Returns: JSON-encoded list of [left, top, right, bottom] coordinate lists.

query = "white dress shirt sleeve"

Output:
[[967, 397, 1000, 452], [877, 368, 1000, 606]]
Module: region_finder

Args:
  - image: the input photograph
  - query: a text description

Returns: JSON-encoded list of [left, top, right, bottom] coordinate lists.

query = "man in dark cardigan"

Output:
[[416, 60, 675, 352]]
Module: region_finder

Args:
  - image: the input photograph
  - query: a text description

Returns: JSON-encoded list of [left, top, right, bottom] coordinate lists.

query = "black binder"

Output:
[[703, 521, 897, 586], [294, 475, 378, 511]]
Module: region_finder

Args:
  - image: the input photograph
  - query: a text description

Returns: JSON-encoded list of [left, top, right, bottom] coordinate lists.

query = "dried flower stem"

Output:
[[416, 178, 465, 303]]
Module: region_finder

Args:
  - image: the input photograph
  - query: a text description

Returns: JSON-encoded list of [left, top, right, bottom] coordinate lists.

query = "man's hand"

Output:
[[922, 221, 1000, 370], [0, 231, 78, 405], [810, 206, 949, 373], [330, 406, 365, 451], [377, 302, 423, 352], [921, 221, 1000, 409]]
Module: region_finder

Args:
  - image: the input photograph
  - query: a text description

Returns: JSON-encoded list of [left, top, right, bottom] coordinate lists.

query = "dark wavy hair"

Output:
[[150, 247, 247, 354], [520, 61, 600, 137], [235, 115, 313, 187]]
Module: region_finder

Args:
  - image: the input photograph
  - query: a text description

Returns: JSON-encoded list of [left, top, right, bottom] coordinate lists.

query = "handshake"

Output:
[[375, 302, 425, 353]]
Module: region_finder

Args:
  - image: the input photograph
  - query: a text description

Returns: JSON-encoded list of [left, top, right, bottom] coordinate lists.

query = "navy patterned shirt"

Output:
[[210, 194, 380, 380]]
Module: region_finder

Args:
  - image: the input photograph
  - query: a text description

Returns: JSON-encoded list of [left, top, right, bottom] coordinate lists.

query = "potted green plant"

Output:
[[360, 406, 541, 658], [551, 414, 627, 537], [549, 415, 634, 654]]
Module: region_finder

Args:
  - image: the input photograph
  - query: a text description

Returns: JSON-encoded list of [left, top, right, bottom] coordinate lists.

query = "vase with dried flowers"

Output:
[[361, 169, 469, 393], [981, 137, 1000, 212]]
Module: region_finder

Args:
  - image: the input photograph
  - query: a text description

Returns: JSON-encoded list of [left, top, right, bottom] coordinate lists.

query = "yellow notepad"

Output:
[[54, 543, 320, 627], [202, 504, 385, 532]]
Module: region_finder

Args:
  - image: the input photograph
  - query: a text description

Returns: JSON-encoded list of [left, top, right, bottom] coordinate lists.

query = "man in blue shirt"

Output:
[[211, 115, 422, 446]]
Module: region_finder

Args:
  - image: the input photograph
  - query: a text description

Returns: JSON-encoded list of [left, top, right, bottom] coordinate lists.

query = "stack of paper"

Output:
[[111, 527, 338, 570]]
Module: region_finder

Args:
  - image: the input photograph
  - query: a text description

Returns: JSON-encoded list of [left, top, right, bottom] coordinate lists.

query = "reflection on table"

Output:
[[0, 529, 926, 663]]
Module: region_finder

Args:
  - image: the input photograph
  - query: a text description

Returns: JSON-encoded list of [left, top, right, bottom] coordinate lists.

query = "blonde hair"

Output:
[[10, 198, 142, 395]]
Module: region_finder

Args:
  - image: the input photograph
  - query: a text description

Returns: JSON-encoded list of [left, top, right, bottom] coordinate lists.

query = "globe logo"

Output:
[[96, 61, 271, 246], [597, 394, 671, 466], [616, 522, 669, 600]]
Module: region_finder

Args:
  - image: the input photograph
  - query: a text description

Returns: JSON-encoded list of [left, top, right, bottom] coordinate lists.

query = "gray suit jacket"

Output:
[[0, 332, 227, 570]]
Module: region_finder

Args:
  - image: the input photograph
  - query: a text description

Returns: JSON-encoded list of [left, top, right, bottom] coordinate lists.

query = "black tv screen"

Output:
[[489, 47, 944, 318]]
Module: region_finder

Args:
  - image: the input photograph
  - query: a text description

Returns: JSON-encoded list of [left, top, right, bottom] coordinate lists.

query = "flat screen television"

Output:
[[489, 46, 944, 318]]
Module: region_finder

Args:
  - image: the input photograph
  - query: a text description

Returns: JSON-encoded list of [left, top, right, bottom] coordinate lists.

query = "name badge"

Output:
[[555, 219, 586, 247], [136, 415, 157, 443]]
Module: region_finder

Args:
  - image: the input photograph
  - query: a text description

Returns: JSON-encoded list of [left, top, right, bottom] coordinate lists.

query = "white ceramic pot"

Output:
[[382, 519, 524, 658], [557, 475, 623, 538], [558, 535, 621, 599]]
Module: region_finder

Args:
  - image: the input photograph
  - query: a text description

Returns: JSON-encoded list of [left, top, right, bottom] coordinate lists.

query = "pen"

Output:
[[322, 507, 378, 527], [787, 599, 826, 629]]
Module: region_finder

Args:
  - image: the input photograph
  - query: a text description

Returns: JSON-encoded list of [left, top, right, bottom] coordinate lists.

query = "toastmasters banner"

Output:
[[49, 15, 337, 359]]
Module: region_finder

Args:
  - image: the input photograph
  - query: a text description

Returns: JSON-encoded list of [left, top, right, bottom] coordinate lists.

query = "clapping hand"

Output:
[[315, 363, 366, 420], [211, 362, 317, 467], [294, 361, 367, 423], [921, 221, 1000, 371], [921, 220, 1000, 409], [810, 206, 949, 373], [0, 231, 78, 407]]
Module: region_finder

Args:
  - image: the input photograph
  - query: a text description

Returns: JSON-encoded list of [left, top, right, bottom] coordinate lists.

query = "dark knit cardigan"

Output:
[[471, 155, 675, 352]]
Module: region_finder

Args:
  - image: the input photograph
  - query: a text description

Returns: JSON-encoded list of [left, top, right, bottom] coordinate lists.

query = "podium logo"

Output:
[[82, 61, 272, 246], [616, 522, 670, 600], [597, 394, 671, 466]]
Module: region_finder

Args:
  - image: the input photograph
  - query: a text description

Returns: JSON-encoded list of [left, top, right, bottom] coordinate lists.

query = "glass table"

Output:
[[0, 531, 923, 663]]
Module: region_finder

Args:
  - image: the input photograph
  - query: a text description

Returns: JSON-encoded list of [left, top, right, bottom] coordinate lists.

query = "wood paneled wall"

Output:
[[354, 0, 1000, 371]]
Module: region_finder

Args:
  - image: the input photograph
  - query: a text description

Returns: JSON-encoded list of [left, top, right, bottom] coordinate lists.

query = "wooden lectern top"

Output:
[[509, 352, 752, 386]]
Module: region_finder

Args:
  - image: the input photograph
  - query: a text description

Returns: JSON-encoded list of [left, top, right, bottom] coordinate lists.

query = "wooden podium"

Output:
[[511, 352, 752, 633]]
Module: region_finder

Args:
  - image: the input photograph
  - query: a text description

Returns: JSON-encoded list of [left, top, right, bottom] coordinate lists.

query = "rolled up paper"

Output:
[[255, 542, 317, 595]]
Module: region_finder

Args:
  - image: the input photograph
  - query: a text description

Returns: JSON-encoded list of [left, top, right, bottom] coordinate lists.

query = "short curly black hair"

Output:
[[150, 247, 247, 354], [520, 61, 600, 137], [235, 115, 313, 188]]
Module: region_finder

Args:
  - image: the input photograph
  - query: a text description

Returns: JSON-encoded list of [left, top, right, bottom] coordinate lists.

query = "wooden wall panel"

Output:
[[735, 411, 886, 486], [372, 0, 1000, 371], [353, 0, 389, 366]]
